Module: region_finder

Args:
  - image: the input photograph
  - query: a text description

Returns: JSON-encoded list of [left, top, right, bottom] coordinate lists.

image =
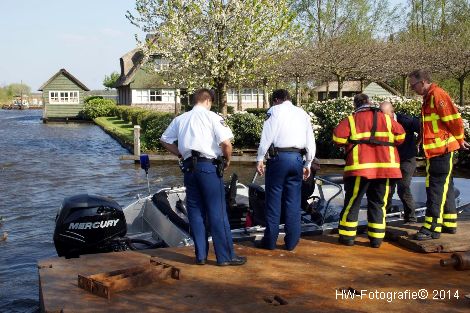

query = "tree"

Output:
[[127, 0, 299, 115], [103, 72, 120, 89]]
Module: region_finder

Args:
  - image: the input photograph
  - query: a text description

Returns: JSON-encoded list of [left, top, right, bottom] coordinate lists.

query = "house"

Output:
[[115, 47, 266, 112], [38, 69, 90, 121], [314, 81, 400, 100], [115, 49, 181, 113]]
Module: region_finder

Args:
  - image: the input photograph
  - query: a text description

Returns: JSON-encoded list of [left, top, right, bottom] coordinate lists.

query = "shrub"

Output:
[[245, 108, 269, 116], [141, 112, 175, 151], [84, 95, 104, 104], [226, 112, 264, 148], [120, 107, 132, 123], [80, 98, 116, 120]]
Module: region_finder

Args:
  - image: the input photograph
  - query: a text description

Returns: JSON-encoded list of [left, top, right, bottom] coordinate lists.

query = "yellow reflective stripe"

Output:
[[394, 133, 406, 141], [344, 162, 400, 171], [439, 152, 454, 223], [423, 136, 457, 150], [368, 222, 386, 230], [425, 216, 443, 223], [368, 231, 385, 239], [352, 145, 359, 167], [430, 95, 434, 108], [455, 133, 464, 140], [425, 159, 430, 187], [333, 134, 348, 144], [435, 227, 442, 232], [385, 114, 393, 141], [341, 176, 361, 225], [443, 213, 457, 219], [339, 229, 357, 237], [348, 115, 357, 136], [381, 179, 389, 229], [423, 223, 431, 230], [441, 113, 461, 122], [351, 131, 392, 139], [340, 220, 358, 227], [443, 222, 457, 227], [423, 113, 440, 133]]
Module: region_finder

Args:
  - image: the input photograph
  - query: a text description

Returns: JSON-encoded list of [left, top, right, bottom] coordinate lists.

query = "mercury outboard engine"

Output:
[[53, 194, 127, 258]]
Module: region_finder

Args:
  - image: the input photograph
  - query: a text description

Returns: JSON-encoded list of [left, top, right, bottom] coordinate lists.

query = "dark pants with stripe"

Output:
[[388, 158, 417, 220], [263, 152, 303, 250], [423, 152, 457, 233], [184, 160, 235, 263], [339, 177, 390, 243]]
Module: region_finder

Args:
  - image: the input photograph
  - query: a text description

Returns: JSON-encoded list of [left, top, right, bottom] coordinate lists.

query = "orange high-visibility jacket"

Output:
[[333, 107, 406, 179], [421, 84, 465, 159]]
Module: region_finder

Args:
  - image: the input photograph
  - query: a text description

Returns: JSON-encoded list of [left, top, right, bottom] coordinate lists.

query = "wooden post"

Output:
[[134, 125, 141, 158]]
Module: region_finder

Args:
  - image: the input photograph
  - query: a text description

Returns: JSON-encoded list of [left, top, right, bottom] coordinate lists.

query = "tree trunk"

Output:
[[401, 75, 407, 96], [459, 76, 465, 107], [174, 88, 180, 115], [360, 79, 365, 92], [295, 75, 301, 106], [237, 86, 242, 112], [263, 78, 269, 108], [217, 81, 228, 116], [256, 87, 260, 108], [337, 75, 344, 99], [325, 81, 330, 100]]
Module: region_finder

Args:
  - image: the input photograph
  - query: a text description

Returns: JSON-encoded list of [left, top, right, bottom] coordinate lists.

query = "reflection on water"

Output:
[[0, 110, 469, 312]]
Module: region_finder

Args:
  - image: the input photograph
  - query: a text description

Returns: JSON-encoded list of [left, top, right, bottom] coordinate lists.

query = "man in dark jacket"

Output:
[[380, 101, 420, 223]]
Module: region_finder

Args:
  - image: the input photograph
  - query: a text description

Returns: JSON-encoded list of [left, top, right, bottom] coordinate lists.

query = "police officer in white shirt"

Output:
[[160, 88, 247, 266], [256, 89, 316, 251]]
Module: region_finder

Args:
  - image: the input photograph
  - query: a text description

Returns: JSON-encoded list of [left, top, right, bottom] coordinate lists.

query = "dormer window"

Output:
[[154, 57, 170, 71]]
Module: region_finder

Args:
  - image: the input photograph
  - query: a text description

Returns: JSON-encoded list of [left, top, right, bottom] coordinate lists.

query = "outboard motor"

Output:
[[53, 194, 127, 257]]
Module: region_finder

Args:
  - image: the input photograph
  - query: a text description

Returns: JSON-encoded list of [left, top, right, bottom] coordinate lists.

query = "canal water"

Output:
[[0, 110, 469, 312]]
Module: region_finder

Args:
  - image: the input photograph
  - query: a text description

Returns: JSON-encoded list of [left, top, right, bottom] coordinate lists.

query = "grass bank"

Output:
[[94, 116, 135, 152]]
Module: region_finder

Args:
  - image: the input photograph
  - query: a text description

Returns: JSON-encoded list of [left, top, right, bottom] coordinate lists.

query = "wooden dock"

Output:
[[39, 226, 470, 313]]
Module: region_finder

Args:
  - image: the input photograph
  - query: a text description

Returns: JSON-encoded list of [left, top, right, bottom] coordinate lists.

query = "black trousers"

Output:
[[339, 177, 390, 243], [423, 152, 457, 233], [388, 158, 417, 219]]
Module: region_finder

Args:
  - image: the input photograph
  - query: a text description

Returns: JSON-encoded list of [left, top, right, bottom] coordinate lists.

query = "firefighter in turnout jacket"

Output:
[[408, 69, 470, 241], [333, 94, 406, 248]]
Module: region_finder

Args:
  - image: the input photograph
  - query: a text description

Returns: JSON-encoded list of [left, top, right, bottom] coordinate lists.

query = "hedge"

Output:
[[226, 112, 264, 148], [141, 112, 175, 151], [80, 98, 116, 120]]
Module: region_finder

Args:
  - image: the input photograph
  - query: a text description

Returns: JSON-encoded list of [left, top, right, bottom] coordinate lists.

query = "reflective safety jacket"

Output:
[[421, 84, 465, 159], [333, 107, 406, 179]]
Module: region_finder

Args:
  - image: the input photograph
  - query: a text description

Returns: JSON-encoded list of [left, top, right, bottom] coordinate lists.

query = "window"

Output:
[[134, 89, 175, 103], [154, 58, 170, 71], [227, 88, 261, 103], [49, 91, 79, 104]]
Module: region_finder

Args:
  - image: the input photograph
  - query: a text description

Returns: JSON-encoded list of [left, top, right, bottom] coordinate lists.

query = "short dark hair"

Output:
[[272, 89, 290, 102], [408, 69, 432, 82], [194, 88, 215, 104], [353, 93, 369, 108]]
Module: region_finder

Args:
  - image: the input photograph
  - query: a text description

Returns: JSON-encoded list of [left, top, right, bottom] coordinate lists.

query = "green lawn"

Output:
[[94, 116, 134, 145]]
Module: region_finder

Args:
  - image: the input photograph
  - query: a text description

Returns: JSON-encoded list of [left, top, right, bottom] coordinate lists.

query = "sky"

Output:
[[0, 0, 405, 91]]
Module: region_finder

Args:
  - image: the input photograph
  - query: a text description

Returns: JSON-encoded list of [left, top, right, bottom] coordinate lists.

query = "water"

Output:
[[0, 110, 469, 312]]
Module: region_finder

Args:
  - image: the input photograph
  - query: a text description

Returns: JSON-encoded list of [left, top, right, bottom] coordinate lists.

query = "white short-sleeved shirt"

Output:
[[161, 105, 234, 160], [256, 101, 316, 167]]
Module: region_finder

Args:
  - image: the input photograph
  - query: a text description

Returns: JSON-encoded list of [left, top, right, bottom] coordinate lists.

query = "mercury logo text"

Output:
[[68, 219, 119, 230]]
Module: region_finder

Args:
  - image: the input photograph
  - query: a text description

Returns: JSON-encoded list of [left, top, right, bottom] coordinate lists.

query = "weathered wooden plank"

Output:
[[386, 213, 470, 253]]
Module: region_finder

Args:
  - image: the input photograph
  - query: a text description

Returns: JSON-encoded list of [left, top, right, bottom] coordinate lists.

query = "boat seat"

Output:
[[152, 191, 190, 233]]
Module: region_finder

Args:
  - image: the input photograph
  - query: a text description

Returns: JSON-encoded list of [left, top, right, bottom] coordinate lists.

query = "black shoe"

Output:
[[338, 236, 355, 246], [370, 240, 381, 248], [442, 227, 457, 234], [254, 240, 274, 250], [414, 228, 440, 241], [217, 255, 247, 266], [195, 259, 206, 265]]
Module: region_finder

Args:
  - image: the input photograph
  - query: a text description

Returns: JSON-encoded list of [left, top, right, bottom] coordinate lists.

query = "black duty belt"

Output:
[[183, 156, 215, 163], [276, 147, 304, 153]]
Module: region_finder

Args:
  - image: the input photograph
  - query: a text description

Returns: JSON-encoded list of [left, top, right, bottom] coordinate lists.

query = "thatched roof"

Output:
[[114, 48, 146, 87], [38, 68, 90, 91]]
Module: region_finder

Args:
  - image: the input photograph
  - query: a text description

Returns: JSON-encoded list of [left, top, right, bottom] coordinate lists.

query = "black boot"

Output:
[[338, 236, 355, 246], [369, 239, 381, 248], [441, 227, 457, 234], [414, 228, 440, 241], [217, 255, 247, 266]]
